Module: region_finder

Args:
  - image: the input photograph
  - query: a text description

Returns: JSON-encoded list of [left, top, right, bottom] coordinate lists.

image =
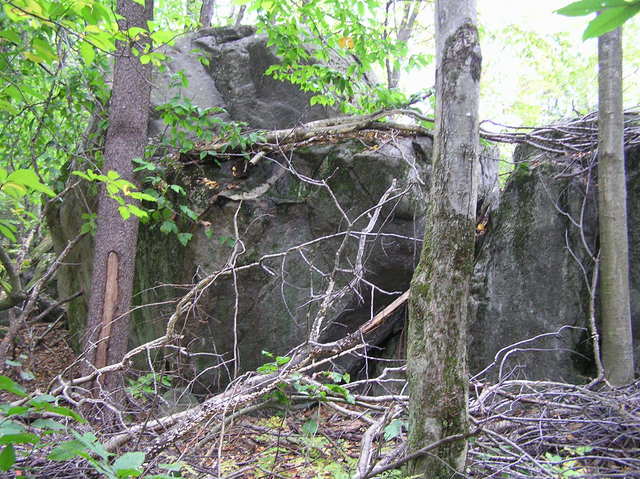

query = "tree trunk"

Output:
[[597, 27, 635, 386], [199, 0, 214, 28], [83, 0, 153, 396], [386, 0, 422, 90], [234, 5, 246, 27], [406, 0, 481, 477]]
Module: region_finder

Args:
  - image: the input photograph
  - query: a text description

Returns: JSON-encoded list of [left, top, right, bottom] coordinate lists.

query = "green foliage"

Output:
[[0, 167, 55, 244], [0, 0, 180, 256], [126, 372, 172, 400], [49, 431, 184, 478], [482, 24, 598, 124], [72, 169, 157, 222], [0, 375, 84, 472], [240, 0, 429, 112], [543, 446, 594, 478], [0, 375, 182, 478], [257, 351, 291, 374], [383, 418, 407, 441], [143, 84, 268, 246], [556, 0, 640, 39], [131, 157, 192, 246]]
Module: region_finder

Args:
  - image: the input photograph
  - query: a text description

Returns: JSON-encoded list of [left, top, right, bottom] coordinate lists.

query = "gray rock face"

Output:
[[150, 27, 335, 134], [130, 134, 498, 393], [470, 144, 640, 382]]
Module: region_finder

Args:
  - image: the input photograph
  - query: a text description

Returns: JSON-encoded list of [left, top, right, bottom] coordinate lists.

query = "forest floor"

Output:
[[0, 323, 393, 479], [1, 323, 639, 478]]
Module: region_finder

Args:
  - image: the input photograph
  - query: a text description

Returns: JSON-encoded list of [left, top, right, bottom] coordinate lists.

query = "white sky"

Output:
[[401, 0, 602, 125], [477, 1, 617, 125], [480, 0, 590, 37]]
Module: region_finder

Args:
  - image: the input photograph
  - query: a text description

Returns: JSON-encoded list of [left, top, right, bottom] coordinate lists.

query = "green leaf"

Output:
[[0, 445, 15, 471], [32, 37, 57, 64], [1, 182, 27, 198], [128, 192, 157, 202], [6, 169, 55, 197], [326, 384, 355, 404], [4, 406, 29, 416], [48, 440, 85, 461], [33, 402, 84, 422], [257, 363, 278, 374], [113, 451, 145, 477], [160, 220, 177, 234], [4, 86, 22, 103], [0, 376, 26, 397], [0, 30, 20, 45], [0, 433, 40, 445], [72, 432, 110, 459], [275, 356, 290, 366], [79, 41, 95, 66], [127, 27, 146, 39], [71, 170, 92, 181], [583, 5, 640, 38], [31, 418, 66, 431], [118, 206, 131, 220], [383, 419, 405, 441], [126, 204, 148, 219], [32, 394, 56, 403], [150, 30, 176, 45], [301, 419, 318, 436], [0, 224, 16, 242], [0, 421, 25, 435], [556, 0, 639, 16], [177, 232, 192, 246], [179, 205, 198, 221]]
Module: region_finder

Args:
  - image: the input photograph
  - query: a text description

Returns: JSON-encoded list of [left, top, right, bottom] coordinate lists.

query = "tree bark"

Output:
[[234, 5, 246, 27], [597, 27, 635, 386], [406, 0, 481, 477], [83, 0, 153, 396], [199, 0, 214, 28]]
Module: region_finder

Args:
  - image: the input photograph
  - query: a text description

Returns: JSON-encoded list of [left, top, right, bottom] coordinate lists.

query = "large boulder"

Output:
[[48, 27, 504, 392], [150, 26, 335, 132], [470, 144, 640, 382]]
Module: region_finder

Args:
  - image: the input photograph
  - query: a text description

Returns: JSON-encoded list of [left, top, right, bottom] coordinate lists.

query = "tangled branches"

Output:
[[480, 109, 640, 155], [469, 379, 640, 478], [182, 107, 640, 167]]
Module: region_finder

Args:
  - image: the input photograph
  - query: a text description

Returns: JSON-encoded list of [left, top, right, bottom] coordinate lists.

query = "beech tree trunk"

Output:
[[83, 0, 153, 395], [597, 27, 635, 386], [406, 0, 481, 477]]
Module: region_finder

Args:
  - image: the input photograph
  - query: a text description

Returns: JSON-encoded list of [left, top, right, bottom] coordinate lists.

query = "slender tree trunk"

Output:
[[199, 0, 214, 28], [234, 5, 246, 27], [83, 0, 153, 396], [597, 27, 635, 386], [386, 0, 421, 89], [406, 0, 481, 477]]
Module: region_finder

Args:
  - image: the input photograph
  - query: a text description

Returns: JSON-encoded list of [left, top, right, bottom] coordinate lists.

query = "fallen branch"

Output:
[[361, 428, 481, 479]]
